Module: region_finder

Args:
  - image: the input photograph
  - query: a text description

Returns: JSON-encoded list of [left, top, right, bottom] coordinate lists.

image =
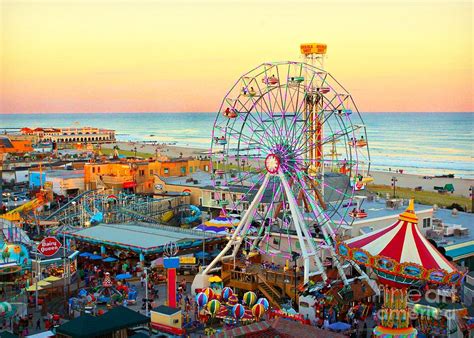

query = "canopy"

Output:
[[194, 213, 239, 234], [26, 285, 43, 292], [43, 275, 61, 282], [339, 200, 461, 285], [36, 281, 51, 287], [328, 322, 351, 331], [79, 252, 92, 257], [103, 257, 118, 263], [115, 273, 132, 280], [89, 254, 103, 260]]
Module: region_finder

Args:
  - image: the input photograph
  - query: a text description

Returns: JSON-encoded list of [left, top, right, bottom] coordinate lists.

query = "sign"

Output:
[[154, 184, 163, 191], [300, 43, 327, 55], [179, 256, 196, 265], [37, 236, 62, 257], [163, 257, 180, 269]]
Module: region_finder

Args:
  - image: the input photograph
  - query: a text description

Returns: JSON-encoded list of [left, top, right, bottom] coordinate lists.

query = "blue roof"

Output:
[[446, 244, 474, 259]]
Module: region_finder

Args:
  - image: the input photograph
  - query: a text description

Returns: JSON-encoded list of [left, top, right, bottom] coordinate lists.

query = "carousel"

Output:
[[337, 200, 462, 337]]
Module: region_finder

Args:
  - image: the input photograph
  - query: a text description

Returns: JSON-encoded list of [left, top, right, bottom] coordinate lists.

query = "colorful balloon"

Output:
[[252, 303, 265, 319], [227, 294, 239, 305], [243, 291, 257, 306], [232, 303, 245, 320], [221, 287, 234, 301], [257, 297, 269, 310], [202, 287, 214, 300], [207, 299, 221, 316], [196, 292, 208, 308]]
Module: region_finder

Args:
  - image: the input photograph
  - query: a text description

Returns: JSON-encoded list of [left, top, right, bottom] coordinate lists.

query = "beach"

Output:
[[102, 141, 208, 159], [371, 171, 473, 198], [105, 141, 473, 198]]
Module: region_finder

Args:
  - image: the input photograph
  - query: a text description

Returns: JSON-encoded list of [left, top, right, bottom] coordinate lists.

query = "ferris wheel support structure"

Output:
[[202, 173, 271, 275]]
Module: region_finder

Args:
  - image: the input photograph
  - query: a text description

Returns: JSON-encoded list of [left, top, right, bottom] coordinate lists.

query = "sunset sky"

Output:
[[1, 0, 472, 114]]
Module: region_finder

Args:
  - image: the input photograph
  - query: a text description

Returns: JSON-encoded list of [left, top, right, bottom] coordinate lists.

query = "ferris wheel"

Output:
[[195, 60, 373, 291]]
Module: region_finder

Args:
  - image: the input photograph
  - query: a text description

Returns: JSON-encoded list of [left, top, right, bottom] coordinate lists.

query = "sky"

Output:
[[1, 0, 472, 114]]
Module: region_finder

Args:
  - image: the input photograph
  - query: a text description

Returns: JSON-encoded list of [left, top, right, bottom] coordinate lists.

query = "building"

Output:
[[154, 171, 274, 215], [0, 137, 33, 154], [84, 161, 154, 193], [84, 158, 210, 194], [62, 222, 224, 263], [150, 305, 184, 336], [29, 169, 85, 196], [56, 306, 149, 338], [21, 126, 115, 144], [426, 207, 474, 270]]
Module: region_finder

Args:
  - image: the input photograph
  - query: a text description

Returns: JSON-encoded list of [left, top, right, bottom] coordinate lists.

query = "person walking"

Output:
[[36, 318, 41, 330]]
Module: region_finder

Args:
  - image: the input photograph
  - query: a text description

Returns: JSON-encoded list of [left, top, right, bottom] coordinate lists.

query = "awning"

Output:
[[68, 250, 80, 260], [123, 181, 137, 188], [26, 330, 55, 338]]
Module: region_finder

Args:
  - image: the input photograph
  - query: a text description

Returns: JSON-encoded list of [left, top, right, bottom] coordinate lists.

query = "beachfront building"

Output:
[[153, 171, 274, 215], [20, 127, 116, 144], [29, 169, 85, 196], [0, 136, 33, 154], [84, 158, 210, 194]]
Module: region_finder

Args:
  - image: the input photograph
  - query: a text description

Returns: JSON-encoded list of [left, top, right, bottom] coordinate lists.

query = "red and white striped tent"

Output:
[[338, 200, 461, 285]]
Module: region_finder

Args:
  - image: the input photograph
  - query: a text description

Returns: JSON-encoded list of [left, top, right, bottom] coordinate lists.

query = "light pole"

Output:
[[144, 267, 149, 316], [291, 251, 300, 310], [469, 186, 473, 213], [391, 176, 398, 198]]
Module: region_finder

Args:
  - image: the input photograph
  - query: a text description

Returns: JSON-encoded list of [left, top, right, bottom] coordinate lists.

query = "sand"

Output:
[[103, 141, 209, 159], [370, 171, 473, 197]]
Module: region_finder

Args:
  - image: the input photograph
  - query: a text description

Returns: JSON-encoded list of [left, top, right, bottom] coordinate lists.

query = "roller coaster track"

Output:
[[118, 207, 162, 224], [43, 190, 96, 221]]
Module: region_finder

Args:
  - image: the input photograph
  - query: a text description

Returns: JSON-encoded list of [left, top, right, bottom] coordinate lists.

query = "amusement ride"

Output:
[[193, 43, 377, 296]]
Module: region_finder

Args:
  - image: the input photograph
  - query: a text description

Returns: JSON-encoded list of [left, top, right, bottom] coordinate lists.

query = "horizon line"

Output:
[[1, 111, 473, 115]]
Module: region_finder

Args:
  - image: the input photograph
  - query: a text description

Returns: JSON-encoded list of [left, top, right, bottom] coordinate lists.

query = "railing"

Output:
[[257, 274, 281, 299], [263, 269, 303, 286], [230, 271, 259, 284]]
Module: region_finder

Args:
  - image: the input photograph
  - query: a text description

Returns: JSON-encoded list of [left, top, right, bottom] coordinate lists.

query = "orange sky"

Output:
[[1, 0, 472, 113]]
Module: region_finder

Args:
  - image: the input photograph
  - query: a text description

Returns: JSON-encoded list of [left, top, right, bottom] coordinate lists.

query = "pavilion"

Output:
[[62, 222, 224, 262]]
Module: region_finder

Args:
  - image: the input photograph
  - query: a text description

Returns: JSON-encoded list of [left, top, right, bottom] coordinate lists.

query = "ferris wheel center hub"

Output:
[[265, 154, 281, 174]]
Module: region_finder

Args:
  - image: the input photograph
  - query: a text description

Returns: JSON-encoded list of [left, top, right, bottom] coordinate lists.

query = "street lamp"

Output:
[[133, 147, 137, 158], [391, 176, 398, 198], [291, 251, 300, 310], [469, 186, 473, 212]]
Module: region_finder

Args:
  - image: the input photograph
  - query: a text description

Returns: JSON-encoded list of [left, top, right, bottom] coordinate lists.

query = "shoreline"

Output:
[[105, 141, 473, 197]]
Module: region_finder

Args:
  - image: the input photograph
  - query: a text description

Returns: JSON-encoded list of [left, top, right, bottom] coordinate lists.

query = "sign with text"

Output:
[[37, 236, 62, 257], [179, 256, 196, 265], [300, 43, 327, 55]]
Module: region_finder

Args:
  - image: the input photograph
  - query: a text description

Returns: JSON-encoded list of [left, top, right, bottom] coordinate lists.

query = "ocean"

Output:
[[1, 112, 472, 178]]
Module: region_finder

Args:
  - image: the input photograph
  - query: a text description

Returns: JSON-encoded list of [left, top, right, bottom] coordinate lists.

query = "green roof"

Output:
[[153, 305, 181, 315], [56, 306, 150, 338]]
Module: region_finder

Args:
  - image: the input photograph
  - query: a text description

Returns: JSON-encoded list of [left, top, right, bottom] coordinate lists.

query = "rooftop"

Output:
[[30, 169, 84, 179], [306, 198, 432, 225], [63, 222, 221, 254], [152, 305, 181, 315], [56, 306, 149, 338]]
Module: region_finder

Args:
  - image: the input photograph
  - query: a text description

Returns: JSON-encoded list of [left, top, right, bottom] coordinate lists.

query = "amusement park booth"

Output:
[[31, 248, 79, 283], [150, 305, 185, 336]]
